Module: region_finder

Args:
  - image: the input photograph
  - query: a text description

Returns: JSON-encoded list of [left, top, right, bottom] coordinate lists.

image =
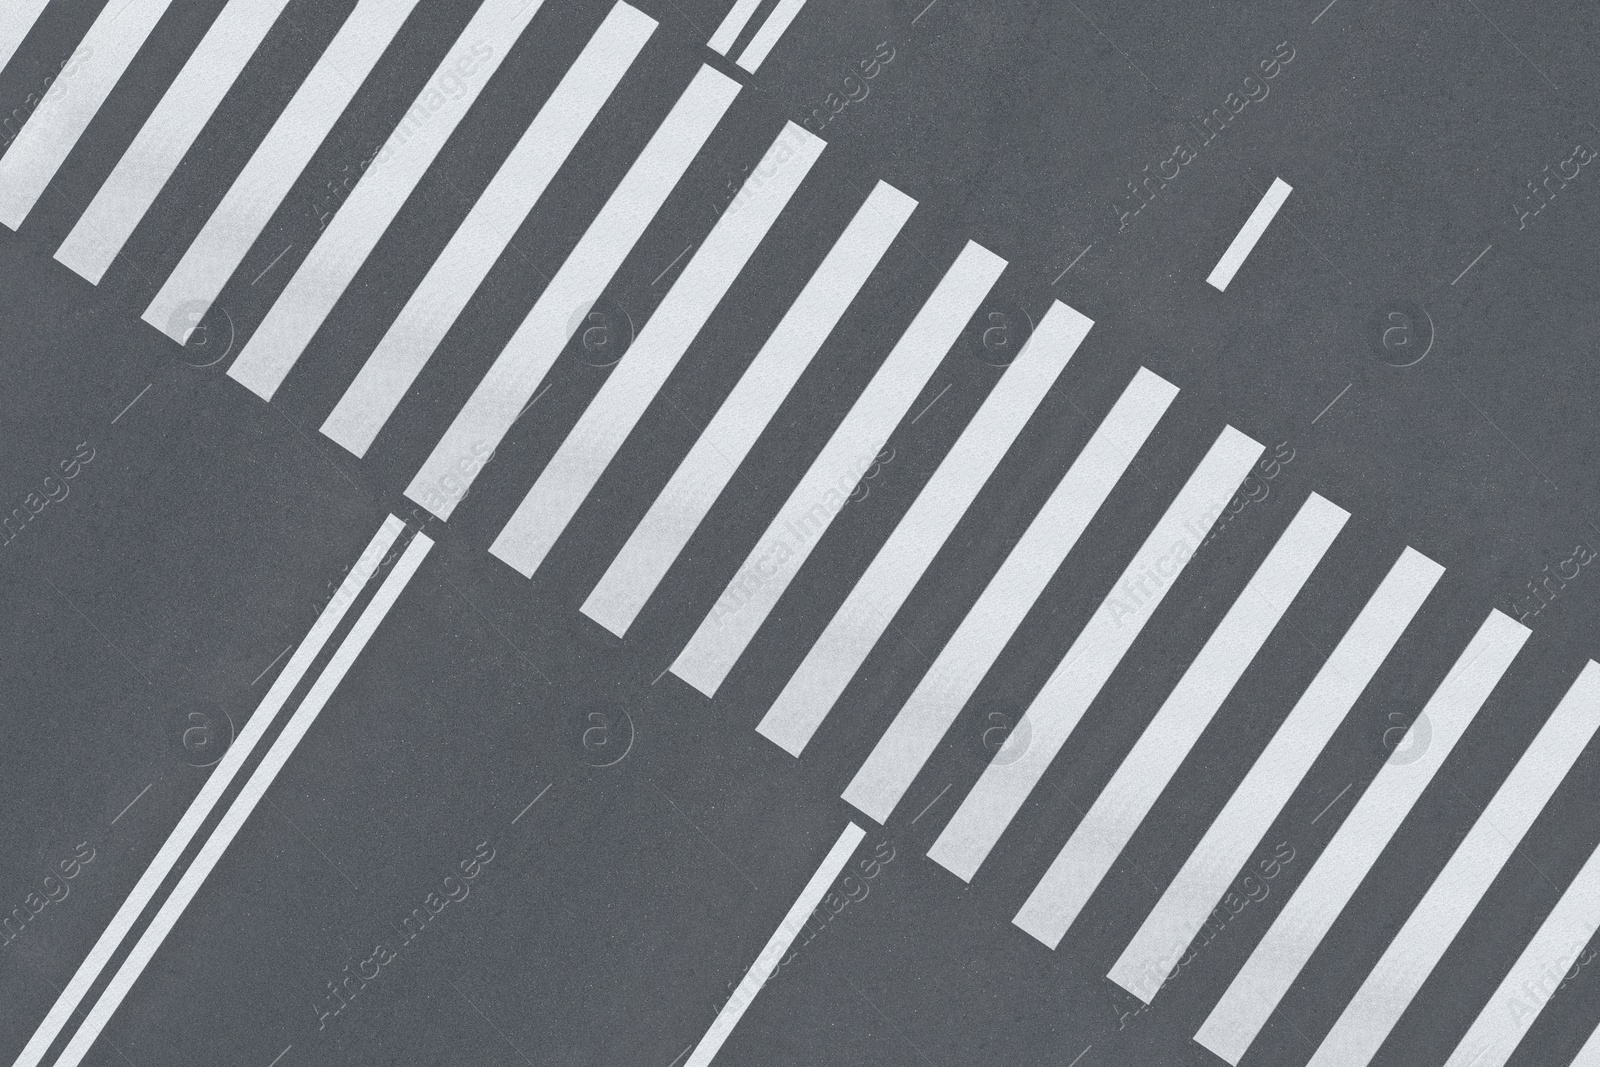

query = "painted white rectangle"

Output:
[[50, 531, 433, 1067], [757, 300, 1094, 757], [7, 515, 405, 1067], [841, 367, 1179, 824], [707, 0, 762, 54], [0, 0, 53, 78], [0, 0, 179, 229], [142, 0, 422, 341], [581, 179, 914, 638], [668, 239, 1006, 698], [1014, 491, 1351, 948], [1206, 177, 1291, 291], [1305, 660, 1600, 1067], [929, 426, 1265, 881], [405, 64, 741, 519], [55, 0, 288, 282], [1109, 545, 1445, 1003], [1198, 609, 1531, 1065], [321, 1, 656, 457], [684, 821, 866, 1067], [490, 122, 822, 577], [1574, 1016, 1600, 1067], [227, 0, 545, 401], [735, 0, 810, 73], [1443, 838, 1600, 1067]]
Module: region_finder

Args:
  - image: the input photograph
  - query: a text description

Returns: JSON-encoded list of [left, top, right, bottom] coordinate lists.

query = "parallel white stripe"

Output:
[[0, 0, 52, 78], [322, 1, 656, 458], [1205, 177, 1292, 292], [1109, 545, 1445, 1002], [0, 0, 181, 229], [55, 0, 288, 282], [684, 821, 866, 1067], [929, 425, 1265, 881], [1198, 609, 1531, 1065], [580, 179, 914, 638], [1574, 1015, 1600, 1067], [669, 240, 1006, 698], [841, 367, 1178, 824], [405, 64, 741, 519], [7, 515, 404, 1067], [1307, 661, 1600, 1067], [707, 0, 762, 54], [1013, 492, 1350, 948], [228, 0, 546, 400], [735, 0, 811, 73], [758, 300, 1094, 757], [142, 0, 422, 341], [1444, 838, 1600, 1067], [490, 122, 822, 578], [51, 531, 434, 1067]]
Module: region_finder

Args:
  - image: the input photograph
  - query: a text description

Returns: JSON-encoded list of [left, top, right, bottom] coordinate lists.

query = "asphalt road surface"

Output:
[[1, 1, 1599, 1066]]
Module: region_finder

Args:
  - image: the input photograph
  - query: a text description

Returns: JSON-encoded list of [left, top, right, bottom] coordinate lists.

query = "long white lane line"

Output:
[[685, 822, 866, 1067], [51, 531, 434, 1067], [9, 514, 405, 1067]]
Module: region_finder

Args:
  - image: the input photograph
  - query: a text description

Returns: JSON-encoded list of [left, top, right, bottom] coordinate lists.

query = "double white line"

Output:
[[12, 515, 432, 1067], [707, 0, 811, 72]]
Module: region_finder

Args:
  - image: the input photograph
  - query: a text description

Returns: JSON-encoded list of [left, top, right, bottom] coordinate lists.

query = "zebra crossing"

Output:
[[2, 1, 1599, 1066], [321, 0, 656, 457], [53, 0, 289, 283], [226, 0, 545, 401]]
